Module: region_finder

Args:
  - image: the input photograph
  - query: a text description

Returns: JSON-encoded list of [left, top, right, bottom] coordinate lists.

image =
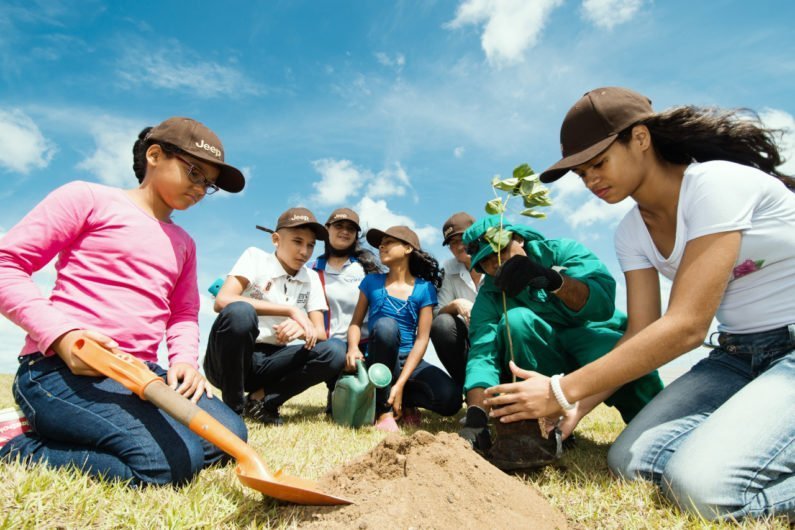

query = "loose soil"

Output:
[[283, 430, 568, 529]]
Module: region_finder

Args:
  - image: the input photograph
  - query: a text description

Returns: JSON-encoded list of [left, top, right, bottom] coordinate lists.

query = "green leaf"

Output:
[[485, 198, 506, 215], [512, 163, 535, 180], [521, 209, 547, 219], [484, 226, 512, 252], [492, 177, 519, 192], [519, 179, 535, 195]]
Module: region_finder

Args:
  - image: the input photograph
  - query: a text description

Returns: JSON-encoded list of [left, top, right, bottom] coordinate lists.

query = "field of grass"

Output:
[[0, 373, 789, 529]]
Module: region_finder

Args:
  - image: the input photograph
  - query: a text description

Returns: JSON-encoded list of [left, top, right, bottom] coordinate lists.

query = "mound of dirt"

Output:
[[287, 430, 568, 529]]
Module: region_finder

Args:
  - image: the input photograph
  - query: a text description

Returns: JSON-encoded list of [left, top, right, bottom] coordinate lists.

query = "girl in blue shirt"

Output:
[[347, 226, 462, 431]]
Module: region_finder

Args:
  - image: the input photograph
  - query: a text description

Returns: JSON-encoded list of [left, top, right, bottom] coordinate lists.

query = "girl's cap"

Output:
[[442, 212, 475, 245], [146, 117, 245, 193], [366, 226, 420, 250], [325, 208, 361, 230], [256, 207, 328, 239], [539, 87, 654, 183]]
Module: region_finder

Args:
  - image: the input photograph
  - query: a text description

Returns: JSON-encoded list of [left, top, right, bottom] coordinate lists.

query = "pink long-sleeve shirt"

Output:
[[0, 181, 200, 368]]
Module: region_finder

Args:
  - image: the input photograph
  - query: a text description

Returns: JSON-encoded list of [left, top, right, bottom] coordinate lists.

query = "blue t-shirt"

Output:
[[359, 273, 437, 355]]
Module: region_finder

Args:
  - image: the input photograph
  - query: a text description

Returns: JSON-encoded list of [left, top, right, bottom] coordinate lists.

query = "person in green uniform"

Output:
[[458, 215, 663, 452]]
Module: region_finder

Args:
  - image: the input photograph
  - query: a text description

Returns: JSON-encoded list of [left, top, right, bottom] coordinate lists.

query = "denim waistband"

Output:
[[713, 324, 795, 355]]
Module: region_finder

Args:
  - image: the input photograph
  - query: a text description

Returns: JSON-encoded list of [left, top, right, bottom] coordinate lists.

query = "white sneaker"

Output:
[[0, 407, 31, 448]]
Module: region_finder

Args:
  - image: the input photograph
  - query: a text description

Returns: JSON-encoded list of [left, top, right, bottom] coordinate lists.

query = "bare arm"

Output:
[[214, 275, 299, 319], [550, 274, 590, 312], [562, 231, 739, 402], [345, 292, 369, 371]]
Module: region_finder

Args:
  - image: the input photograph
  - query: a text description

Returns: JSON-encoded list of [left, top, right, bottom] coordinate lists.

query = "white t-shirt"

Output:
[[313, 258, 369, 342], [615, 160, 795, 333], [228, 247, 327, 345], [437, 257, 480, 308]]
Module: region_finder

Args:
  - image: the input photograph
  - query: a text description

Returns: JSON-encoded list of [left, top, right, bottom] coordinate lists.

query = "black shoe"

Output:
[[243, 398, 284, 426], [325, 389, 333, 416]]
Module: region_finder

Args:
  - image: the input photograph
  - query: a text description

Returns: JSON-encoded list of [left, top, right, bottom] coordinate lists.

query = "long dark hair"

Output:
[[320, 236, 382, 274], [619, 106, 795, 190], [132, 127, 183, 184], [408, 248, 443, 289]]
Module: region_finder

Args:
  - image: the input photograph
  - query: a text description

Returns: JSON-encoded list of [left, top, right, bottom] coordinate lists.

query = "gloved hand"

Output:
[[458, 406, 492, 452], [494, 255, 563, 297]]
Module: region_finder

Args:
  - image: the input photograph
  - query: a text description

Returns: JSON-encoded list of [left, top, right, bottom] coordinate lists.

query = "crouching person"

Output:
[[458, 216, 663, 468], [204, 208, 346, 425]]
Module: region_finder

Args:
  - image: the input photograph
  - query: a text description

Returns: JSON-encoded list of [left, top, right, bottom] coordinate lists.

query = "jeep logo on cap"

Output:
[[444, 226, 454, 236], [291, 215, 310, 221], [196, 139, 222, 159]]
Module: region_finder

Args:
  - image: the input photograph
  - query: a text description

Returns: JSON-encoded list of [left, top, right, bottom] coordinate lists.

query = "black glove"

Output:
[[458, 406, 492, 452], [494, 255, 563, 297]]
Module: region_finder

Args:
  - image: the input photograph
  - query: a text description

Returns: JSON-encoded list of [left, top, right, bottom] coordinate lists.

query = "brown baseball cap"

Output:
[[146, 117, 245, 193], [325, 207, 361, 230], [539, 87, 655, 183], [442, 212, 475, 245], [256, 207, 328, 239], [366, 225, 420, 250]]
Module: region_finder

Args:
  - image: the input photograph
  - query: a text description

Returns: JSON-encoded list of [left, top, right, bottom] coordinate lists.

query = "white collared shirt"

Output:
[[437, 257, 480, 308], [228, 247, 327, 344]]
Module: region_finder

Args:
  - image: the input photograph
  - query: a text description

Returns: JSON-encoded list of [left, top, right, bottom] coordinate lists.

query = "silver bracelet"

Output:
[[550, 374, 576, 411]]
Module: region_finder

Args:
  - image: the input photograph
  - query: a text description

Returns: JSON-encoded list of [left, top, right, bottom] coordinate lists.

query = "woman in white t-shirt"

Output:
[[483, 87, 795, 522], [310, 208, 381, 412]]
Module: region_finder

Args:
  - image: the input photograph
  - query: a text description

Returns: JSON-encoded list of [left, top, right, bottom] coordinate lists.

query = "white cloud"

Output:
[[76, 119, 141, 187], [567, 196, 635, 228], [310, 159, 412, 205], [454, 146, 466, 158], [311, 159, 370, 205], [581, 0, 644, 30], [367, 163, 411, 199], [375, 52, 406, 72], [117, 42, 262, 98], [446, 0, 563, 66], [759, 108, 795, 176], [0, 108, 56, 174], [355, 196, 439, 247]]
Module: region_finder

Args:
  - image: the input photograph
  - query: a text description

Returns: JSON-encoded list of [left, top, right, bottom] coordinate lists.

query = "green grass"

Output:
[[0, 374, 789, 529]]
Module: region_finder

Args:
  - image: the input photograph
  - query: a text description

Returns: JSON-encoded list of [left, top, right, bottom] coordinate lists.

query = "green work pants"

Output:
[[496, 306, 664, 423]]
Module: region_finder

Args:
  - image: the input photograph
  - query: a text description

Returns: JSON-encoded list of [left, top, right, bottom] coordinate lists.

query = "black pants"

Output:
[[367, 317, 462, 416], [203, 302, 346, 414], [429, 313, 469, 388]]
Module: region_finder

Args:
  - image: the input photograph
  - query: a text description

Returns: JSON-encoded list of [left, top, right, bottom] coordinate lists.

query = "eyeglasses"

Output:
[[172, 153, 220, 195]]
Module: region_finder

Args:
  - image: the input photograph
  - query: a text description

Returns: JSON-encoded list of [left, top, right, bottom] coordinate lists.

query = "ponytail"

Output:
[[623, 106, 795, 190]]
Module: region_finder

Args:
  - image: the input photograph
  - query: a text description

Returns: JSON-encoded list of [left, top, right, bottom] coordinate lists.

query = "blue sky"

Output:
[[1, 0, 794, 374]]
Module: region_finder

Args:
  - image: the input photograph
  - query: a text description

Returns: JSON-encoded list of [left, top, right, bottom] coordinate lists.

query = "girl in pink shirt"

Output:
[[0, 117, 247, 486]]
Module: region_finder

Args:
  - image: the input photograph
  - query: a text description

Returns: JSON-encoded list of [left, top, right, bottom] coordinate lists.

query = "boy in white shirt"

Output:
[[204, 208, 346, 425]]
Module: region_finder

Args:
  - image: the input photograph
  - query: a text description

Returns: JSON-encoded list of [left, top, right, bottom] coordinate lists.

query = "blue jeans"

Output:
[[0, 353, 247, 487], [367, 317, 462, 416], [608, 324, 795, 521]]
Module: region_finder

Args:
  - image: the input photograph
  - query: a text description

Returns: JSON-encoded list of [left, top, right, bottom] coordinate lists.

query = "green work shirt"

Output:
[[465, 226, 626, 392]]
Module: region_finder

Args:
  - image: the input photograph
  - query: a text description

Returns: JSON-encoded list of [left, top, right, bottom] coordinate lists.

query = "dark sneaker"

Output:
[[243, 398, 284, 426]]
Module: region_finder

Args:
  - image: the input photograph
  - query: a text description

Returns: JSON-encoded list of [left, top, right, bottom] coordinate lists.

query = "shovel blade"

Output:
[[237, 469, 351, 505]]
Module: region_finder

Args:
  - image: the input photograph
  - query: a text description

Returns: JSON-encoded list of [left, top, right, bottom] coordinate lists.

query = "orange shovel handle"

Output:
[[71, 338, 161, 399]]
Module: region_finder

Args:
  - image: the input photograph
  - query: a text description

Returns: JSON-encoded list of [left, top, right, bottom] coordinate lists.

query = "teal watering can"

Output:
[[332, 360, 392, 428]]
